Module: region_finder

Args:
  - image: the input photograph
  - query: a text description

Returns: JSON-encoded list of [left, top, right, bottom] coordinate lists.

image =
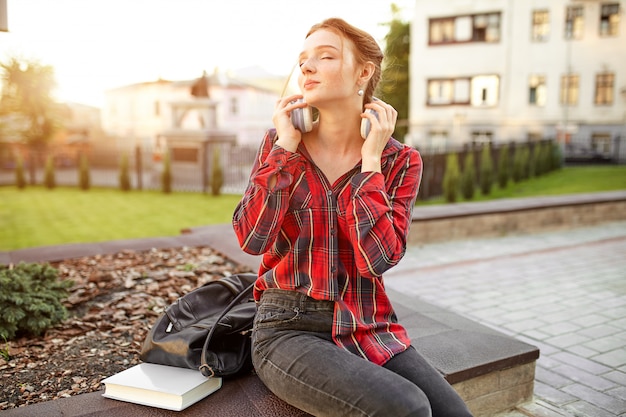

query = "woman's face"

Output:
[[297, 29, 360, 106]]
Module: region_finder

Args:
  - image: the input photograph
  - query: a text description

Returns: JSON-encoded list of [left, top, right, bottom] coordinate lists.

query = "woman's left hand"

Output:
[[360, 98, 397, 173]]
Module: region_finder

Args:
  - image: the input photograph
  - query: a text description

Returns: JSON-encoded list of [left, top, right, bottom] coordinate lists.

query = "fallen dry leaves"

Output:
[[0, 246, 252, 411]]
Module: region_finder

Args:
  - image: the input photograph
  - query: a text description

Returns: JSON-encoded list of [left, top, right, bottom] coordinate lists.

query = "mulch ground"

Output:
[[0, 246, 252, 411]]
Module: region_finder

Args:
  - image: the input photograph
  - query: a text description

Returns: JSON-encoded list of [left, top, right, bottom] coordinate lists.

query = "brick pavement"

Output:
[[385, 221, 626, 417]]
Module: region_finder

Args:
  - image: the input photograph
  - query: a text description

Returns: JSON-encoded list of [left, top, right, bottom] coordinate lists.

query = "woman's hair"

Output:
[[306, 18, 384, 106]]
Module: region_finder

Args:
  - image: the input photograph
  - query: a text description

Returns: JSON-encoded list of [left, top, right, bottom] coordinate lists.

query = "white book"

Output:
[[101, 363, 222, 411]]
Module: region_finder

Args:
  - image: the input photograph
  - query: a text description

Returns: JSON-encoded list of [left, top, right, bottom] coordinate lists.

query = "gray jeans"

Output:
[[252, 289, 474, 417]]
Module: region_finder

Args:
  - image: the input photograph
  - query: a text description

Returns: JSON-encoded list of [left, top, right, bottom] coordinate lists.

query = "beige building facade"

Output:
[[408, 0, 626, 161]]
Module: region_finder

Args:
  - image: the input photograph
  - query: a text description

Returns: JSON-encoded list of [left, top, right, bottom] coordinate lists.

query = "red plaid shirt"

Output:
[[233, 129, 422, 365]]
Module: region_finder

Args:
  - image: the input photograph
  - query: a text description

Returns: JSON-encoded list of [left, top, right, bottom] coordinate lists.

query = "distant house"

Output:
[[408, 0, 626, 161], [101, 68, 283, 152]]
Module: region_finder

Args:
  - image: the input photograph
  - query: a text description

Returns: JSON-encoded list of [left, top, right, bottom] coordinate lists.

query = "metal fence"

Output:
[[0, 143, 259, 195], [1, 136, 622, 198]]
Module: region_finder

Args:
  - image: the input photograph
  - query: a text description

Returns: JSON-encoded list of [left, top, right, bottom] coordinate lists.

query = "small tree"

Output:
[[479, 144, 494, 195], [512, 143, 529, 183], [0, 262, 73, 340], [550, 141, 563, 171], [539, 141, 551, 175], [119, 153, 131, 191], [521, 146, 530, 180], [161, 150, 172, 194], [78, 153, 90, 190], [14, 154, 26, 189], [442, 152, 460, 203], [211, 148, 224, 196], [529, 142, 540, 178], [43, 154, 55, 189], [497, 143, 510, 189], [460, 151, 476, 200]]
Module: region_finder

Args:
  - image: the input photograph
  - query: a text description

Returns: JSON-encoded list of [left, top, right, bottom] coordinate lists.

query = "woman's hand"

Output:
[[273, 95, 308, 153], [361, 98, 397, 173]]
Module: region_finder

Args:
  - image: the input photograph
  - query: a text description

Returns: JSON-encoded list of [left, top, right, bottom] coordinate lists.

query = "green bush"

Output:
[[479, 144, 494, 195], [521, 146, 530, 180], [551, 141, 563, 171], [44, 155, 56, 189], [78, 153, 90, 191], [442, 152, 460, 203], [513, 144, 530, 182], [0, 262, 73, 340], [497, 143, 510, 189], [460, 151, 476, 200], [15, 155, 26, 189], [211, 148, 224, 196], [161, 151, 172, 194], [530, 142, 543, 178], [119, 153, 131, 191]]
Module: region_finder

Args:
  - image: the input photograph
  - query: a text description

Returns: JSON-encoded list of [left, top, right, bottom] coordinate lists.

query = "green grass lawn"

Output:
[[418, 165, 626, 205], [1, 165, 625, 250], [0, 187, 242, 250]]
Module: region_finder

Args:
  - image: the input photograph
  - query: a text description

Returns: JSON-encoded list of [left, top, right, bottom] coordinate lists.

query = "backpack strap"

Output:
[[199, 282, 255, 377]]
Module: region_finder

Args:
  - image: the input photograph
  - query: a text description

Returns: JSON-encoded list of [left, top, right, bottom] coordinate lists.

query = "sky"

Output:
[[0, 0, 414, 108]]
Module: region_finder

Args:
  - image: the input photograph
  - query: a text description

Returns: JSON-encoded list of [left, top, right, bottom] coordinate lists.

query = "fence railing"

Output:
[[1, 136, 622, 198]]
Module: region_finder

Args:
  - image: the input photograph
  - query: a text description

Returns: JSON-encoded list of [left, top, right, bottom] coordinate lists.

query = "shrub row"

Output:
[[11, 151, 225, 196], [443, 141, 562, 203]]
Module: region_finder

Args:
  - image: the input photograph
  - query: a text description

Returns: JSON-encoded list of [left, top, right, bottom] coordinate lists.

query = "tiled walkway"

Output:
[[385, 221, 626, 417]]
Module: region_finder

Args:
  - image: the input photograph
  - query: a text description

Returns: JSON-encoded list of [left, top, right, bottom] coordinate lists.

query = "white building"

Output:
[[101, 68, 282, 152], [408, 0, 626, 160]]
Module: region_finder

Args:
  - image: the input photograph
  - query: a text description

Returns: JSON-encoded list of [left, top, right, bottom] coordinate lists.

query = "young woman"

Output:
[[233, 18, 473, 417]]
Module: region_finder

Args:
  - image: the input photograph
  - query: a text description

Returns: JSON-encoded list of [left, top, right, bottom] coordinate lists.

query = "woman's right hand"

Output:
[[273, 95, 307, 152]]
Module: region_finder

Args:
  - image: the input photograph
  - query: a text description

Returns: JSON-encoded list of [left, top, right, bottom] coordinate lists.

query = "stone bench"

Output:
[[1, 291, 538, 417]]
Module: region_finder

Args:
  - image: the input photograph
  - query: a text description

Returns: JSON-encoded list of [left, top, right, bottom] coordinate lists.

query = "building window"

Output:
[[154, 101, 160, 116], [591, 133, 612, 155], [595, 73, 614, 105], [427, 75, 499, 107], [529, 75, 547, 106], [600, 3, 620, 36], [427, 79, 469, 105], [471, 131, 493, 145], [560, 74, 579, 105], [230, 97, 239, 115], [428, 130, 449, 152], [429, 12, 501, 45], [429, 18, 455, 44], [565, 5, 584, 39], [471, 75, 499, 106], [532, 10, 550, 41]]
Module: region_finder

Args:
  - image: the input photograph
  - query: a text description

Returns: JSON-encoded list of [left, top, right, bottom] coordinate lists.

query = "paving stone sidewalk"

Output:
[[385, 221, 626, 417]]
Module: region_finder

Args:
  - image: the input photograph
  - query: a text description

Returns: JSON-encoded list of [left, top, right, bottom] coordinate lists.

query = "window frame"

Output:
[[599, 3, 620, 36], [528, 75, 547, 106], [531, 9, 550, 42], [594, 72, 614, 105], [426, 75, 499, 107], [560, 74, 579, 106], [428, 12, 501, 45], [565, 5, 584, 40]]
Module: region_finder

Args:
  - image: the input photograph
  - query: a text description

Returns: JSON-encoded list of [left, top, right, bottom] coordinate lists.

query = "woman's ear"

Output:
[[358, 61, 375, 85]]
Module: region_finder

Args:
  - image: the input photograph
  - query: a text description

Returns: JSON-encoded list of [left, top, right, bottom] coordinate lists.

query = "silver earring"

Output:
[[357, 89, 364, 96]]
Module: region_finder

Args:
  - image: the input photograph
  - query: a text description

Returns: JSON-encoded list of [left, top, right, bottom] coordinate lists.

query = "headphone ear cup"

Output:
[[301, 106, 313, 133], [360, 109, 378, 139], [290, 100, 313, 133]]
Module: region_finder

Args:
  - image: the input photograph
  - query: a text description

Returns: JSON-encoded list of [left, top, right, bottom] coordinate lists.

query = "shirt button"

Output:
[[327, 190, 332, 196]]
